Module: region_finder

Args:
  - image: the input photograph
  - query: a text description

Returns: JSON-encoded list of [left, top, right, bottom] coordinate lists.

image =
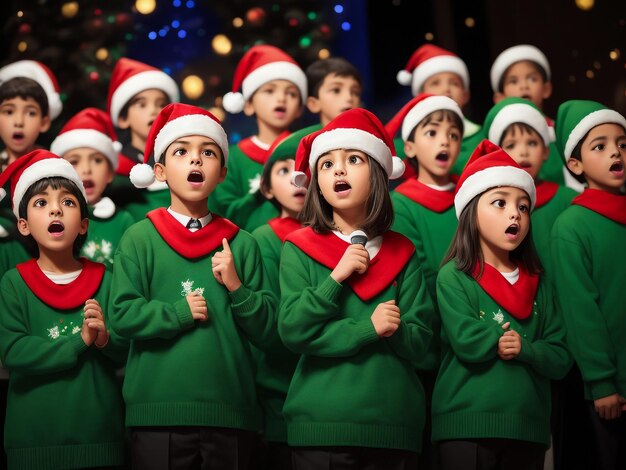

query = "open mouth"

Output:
[[334, 181, 351, 192], [435, 152, 449, 162], [518, 161, 532, 168], [12, 132, 24, 141], [505, 225, 519, 235], [293, 188, 307, 199], [82, 180, 95, 189], [610, 161, 624, 173], [521, 94, 532, 101], [274, 106, 286, 113], [48, 221, 64, 234], [187, 170, 204, 183], [148, 120, 155, 127]]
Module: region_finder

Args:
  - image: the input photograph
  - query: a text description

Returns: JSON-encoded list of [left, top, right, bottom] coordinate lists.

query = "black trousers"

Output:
[[290, 446, 418, 470], [585, 401, 626, 470], [437, 438, 545, 470], [248, 436, 293, 470], [130, 426, 255, 470]]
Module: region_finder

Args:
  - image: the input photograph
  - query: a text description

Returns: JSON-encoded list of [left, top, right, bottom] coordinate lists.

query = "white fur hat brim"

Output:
[[50, 129, 118, 169]]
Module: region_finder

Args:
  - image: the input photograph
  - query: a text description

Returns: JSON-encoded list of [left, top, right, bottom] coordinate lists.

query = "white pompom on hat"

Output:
[[223, 44, 307, 114], [0, 149, 86, 218], [51, 107, 121, 170], [292, 108, 404, 188], [130, 103, 229, 189], [397, 44, 469, 97], [0, 60, 63, 120]]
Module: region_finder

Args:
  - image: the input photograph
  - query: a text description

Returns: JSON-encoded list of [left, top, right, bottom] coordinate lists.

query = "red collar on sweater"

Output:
[[534, 181, 559, 209], [286, 227, 415, 301], [472, 262, 539, 320], [572, 188, 626, 224], [394, 178, 455, 212], [238, 131, 291, 165], [17, 258, 105, 310], [147, 208, 239, 258], [268, 217, 303, 242]]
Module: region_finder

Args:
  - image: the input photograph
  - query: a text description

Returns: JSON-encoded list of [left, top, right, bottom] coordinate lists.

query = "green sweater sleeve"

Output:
[[386, 254, 434, 366], [0, 277, 89, 375], [515, 282, 572, 380], [278, 243, 379, 357], [551, 232, 617, 399], [226, 232, 279, 350], [436, 267, 503, 363], [109, 248, 195, 340]]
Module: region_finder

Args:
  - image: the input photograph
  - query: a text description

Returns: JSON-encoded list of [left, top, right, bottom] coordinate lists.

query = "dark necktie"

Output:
[[186, 218, 202, 230]]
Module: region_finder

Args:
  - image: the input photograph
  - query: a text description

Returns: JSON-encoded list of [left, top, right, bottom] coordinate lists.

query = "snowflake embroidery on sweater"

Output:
[[248, 173, 261, 194], [48, 326, 60, 339], [492, 309, 504, 324], [82, 239, 114, 265], [180, 279, 204, 296], [47, 320, 81, 340]]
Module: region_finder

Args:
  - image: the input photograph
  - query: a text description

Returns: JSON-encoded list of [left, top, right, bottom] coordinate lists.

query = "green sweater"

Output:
[[251, 220, 302, 442], [82, 202, 135, 270], [123, 184, 172, 222], [209, 139, 279, 232], [551, 202, 626, 400], [432, 261, 571, 446], [391, 186, 457, 371], [0, 263, 126, 469], [278, 234, 434, 452], [109, 211, 278, 431]]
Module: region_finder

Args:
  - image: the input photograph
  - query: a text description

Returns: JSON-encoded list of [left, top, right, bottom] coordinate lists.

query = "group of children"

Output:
[[0, 39, 623, 470]]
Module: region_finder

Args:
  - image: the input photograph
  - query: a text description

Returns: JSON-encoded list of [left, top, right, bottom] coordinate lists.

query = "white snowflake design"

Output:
[[47, 326, 60, 340], [492, 309, 505, 324], [47, 320, 81, 340], [180, 279, 204, 297], [82, 239, 114, 264], [248, 173, 261, 195]]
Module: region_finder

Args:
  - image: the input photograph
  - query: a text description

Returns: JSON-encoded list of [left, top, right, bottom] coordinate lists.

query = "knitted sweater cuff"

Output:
[[174, 297, 195, 331], [69, 332, 90, 355], [589, 379, 617, 401], [318, 276, 343, 302]]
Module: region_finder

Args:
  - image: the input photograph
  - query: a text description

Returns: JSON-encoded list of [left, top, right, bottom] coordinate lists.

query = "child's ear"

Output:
[[17, 218, 30, 237], [493, 91, 505, 104], [243, 100, 256, 117], [567, 157, 584, 177], [39, 115, 51, 133], [117, 116, 130, 130], [154, 162, 166, 182], [541, 81, 553, 100], [541, 145, 550, 162], [259, 177, 274, 200], [404, 140, 418, 159], [79, 218, 89, 235], [457, 89, 470, 108], [306, 96, 321, 114], [218, 166, 227, 184]]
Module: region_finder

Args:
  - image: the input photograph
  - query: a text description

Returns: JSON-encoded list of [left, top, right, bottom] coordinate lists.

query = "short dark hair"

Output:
[[306, 57, 362, 98], [441, 193, 543, 277], [500, 122, 544, 144], [259, 158, 289, 210], [299, 155, 393, 238], [567, 131, 589, 184], [18, 177, 88, 258], [498, 60, 549, 93], [0, 77, 49, 117], [405, 109, 464, 173]]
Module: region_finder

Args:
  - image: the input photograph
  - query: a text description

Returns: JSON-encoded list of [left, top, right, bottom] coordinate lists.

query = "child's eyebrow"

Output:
[[588, 136, 607, 145]]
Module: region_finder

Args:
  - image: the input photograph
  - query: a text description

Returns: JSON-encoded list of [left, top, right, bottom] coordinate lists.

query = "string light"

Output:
[[17, 11, 23, 18], [318, 48, 330, 59], [233, 17, 243, 28], [465, 17, 475, 28], [135, 0, 156, 15], [96, 48, 108, 60], [425, 32, 434, 41], [61, 2, 79, 18], [575, 0, 594, 10], [17, 41, 27, 52], [586, 70, 594, 79], [182, 75, 204, 100], [609, 49, 620, 61], [212, 34, 232, 55]]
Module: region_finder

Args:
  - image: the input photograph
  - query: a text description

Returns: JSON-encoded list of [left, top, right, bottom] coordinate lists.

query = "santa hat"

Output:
[[490, 44, 550, 93], [396, 44, 469, 97], [223, 44, 307, 114], [483, 97, 551, 147], [0, 60, 62, 120], [556, 100, 626, 160], [0, 149, 86, 218], [50, 108, 121, 169], [129, 103, 229, 188], [385, 93, 464, 141], [292, 108, 404, 188], [107, 57, 179, 124], [454, 139, 536, 219]]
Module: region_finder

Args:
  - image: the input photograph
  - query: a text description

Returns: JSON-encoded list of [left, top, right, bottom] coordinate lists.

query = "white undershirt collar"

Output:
[[167, 207, 212, 232]]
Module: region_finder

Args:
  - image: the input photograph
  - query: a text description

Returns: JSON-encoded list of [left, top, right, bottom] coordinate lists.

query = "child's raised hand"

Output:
[[371, 300, 401, 338], [498, 324, 521, 360], [212, 238, 242, 292], [330, 244, 369, 283], [81, 299, 106, 346], [186, 292, 208, 322], [594, 393, 625, 420]]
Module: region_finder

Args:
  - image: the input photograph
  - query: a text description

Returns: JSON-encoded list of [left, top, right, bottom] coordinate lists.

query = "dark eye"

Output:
[[202, 149, 216, 158], [492, 199, 505, 208], [519, 204, 529, 213], [277, 167, 289, 176], [34, 199, 46, 207], [62, 198, 77, 207], [94, 156, 105, 164], [503, 142, 515, 151], [450, 132, 460, 141], [348, 154, 363, 164], [592, 144, 605, 151], [321, 160, 332, 169], [425, 130, 436, 137], [173, 148, 186, 156]]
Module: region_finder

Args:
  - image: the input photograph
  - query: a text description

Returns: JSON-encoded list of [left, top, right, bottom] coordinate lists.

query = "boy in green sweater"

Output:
[[551, 100, 626, 469], [110, 103, 277, 469], [396, 44, 482, 178], [51, 107, 134, 270], [211, 44, 306, 231], [483, 97, 578, 274], [0, 150, 126, 469]]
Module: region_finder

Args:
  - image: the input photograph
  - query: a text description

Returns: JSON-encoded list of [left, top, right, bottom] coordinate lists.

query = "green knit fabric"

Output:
[[109, 219, 277, 430], [551, 205, 626, 400], [0, 237, 30, 276], [123, 187, 172, 222], [0, 270, 126, 469], [82, 206, 135, 270], [209, 143, 279, 232], [391, 191, 457, 371], [432, 261, 571, 446], [278, 240, 434, 452]]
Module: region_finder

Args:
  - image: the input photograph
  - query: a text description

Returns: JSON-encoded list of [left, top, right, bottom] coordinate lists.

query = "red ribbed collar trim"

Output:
[[572, 189, 626, 224], [394, 178, 455, 212], [268, 217, 303, 242]]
